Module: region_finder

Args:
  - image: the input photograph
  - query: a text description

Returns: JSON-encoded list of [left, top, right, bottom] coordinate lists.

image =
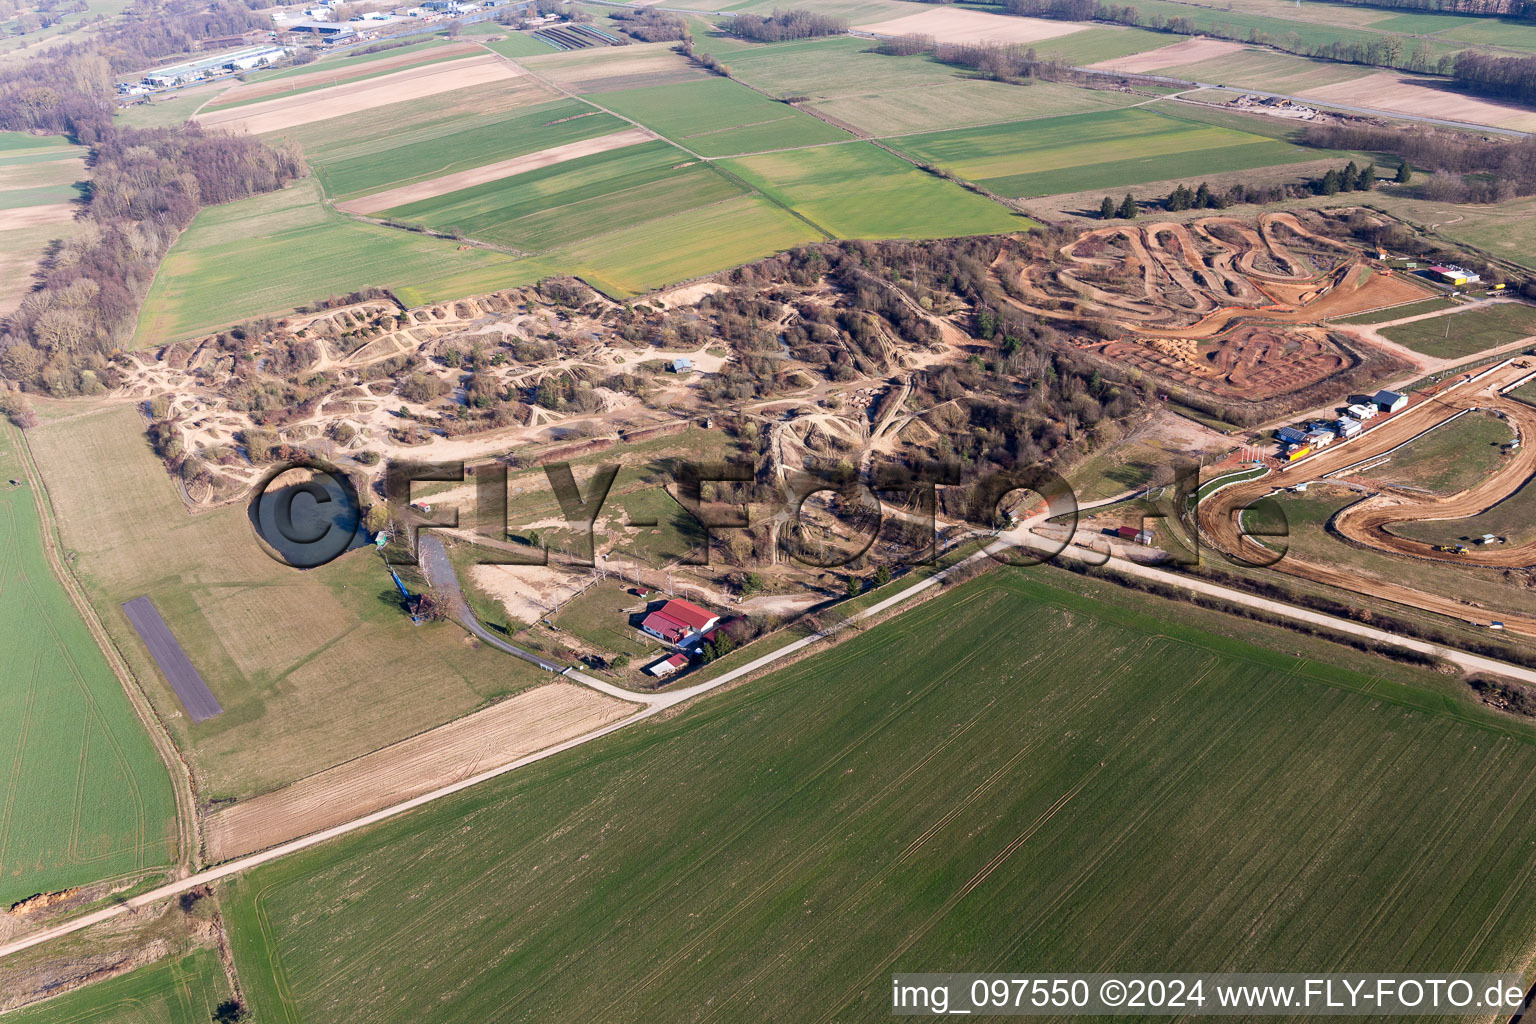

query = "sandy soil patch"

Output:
[[207, 42, 483, 107], [470, 562, 593, 624], [204, 682, 635, 860], [0, 203, 74, 230], [197, 54, 521, 135], [649, 281, 729, 308], [1300, 72, 1536, 131], [339, 126, 655, 214], [1088, 36, 1246, 73], [854, 9, 1088, 45]]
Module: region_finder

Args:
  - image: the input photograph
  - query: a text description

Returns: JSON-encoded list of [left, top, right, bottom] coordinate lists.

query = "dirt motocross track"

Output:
[[999, 212, 1433, 400], [1199, 359, 1536, 632]]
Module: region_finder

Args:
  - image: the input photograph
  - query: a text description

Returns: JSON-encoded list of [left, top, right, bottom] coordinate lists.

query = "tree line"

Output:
[[1451, 49, 1536, 105], [1304, 120, 1536, 200], [610, 7, 690, 42], [0, 0, 301, 395], [1, 126, 302, 394], [726, 8, 847, 42], [1097, 162, 1387, 220]]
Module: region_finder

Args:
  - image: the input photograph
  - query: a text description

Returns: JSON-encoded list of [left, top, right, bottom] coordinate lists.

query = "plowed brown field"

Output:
[[203, 682, 636, 861]]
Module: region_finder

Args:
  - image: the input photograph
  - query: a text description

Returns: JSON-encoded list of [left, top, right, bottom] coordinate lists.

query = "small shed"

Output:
[[1275, 426, 1307, 445], [645, 652, 689, 677], [669, 357, 693, 374], [1373, 390, 1407, 413]]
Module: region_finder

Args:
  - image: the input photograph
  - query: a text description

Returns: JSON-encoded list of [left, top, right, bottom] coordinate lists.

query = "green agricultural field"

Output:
[[0, 429, 177, 907], [382, 140, 747, 252], [26, 404, 547, 800], [1359, 410, 1513, 494], [541, 194, 821, 296], [596, 77, 853, 157], [1331, 295, 1459, 324], [6, 949, 231, 1023], [313, 99, 628, 200], [723, 142, 1028, 238], [485, 31, 562, 57], [0, 133, 85, 315], [133, 179, 539, 343], [711, 36, 1146, 135], [228, 567, 1536, 1023], [1035, 26, 1189, 65], [1380, 301, 1536, 359], [888, 106, 1314, 198]]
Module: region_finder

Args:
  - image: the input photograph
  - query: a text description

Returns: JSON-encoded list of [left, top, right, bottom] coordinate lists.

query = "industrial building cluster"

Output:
[[1273, 389, 1406, 462]]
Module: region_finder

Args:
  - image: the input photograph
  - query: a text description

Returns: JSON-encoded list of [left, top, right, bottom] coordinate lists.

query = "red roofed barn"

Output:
[[639, 598, 720, 645]]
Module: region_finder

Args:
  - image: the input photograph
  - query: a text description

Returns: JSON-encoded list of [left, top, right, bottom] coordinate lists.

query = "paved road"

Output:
[[10, 521, 1536, 961]]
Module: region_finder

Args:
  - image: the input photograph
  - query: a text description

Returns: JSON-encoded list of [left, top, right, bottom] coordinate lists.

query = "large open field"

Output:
[[712, 36, 1147, 136], [304, 97, 627, 202], [6, 949, 230, 1022], [377, 140, 747, 251], [596, 76, 853, 157], [887, 106, 1316, 198], [226, 568, 1536, 1022], [723, 142, 1029, 238], [0, 430, 177, 907], [1380, 300, 1536, 359], [133, 178, 539, 344], [0, 132, 85, 317], [25, 403, 548, 801], [537, 193, 821, 296]]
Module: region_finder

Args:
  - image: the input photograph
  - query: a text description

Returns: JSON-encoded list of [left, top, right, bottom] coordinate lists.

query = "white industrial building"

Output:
[[141, 45, 288, 88]]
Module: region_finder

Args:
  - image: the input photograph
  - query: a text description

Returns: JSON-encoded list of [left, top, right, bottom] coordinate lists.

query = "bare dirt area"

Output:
[[203, 682, 635, 860], [1087, 37, 1246, 73], [1300, 72, 1536, 131], [853, 8, 1090, 45], [1200, 359, 1536, 631], [196, 54, 522, 135], [205, 42, 484, 107], [998, 211, 1429, 402], [338, 126, 655, 214], [0, 202, 74, 230]]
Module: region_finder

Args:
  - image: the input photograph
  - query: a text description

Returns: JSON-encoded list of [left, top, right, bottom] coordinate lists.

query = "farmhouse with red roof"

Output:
[[639, 598, 720, 646]]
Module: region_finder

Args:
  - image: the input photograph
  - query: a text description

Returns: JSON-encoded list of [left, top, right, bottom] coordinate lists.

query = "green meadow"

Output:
[[313, 100, 629, 200], [0, 430, 177, 907], [710, 35, 1146, 135], [542, 194, 820, 296], [133, 178, 538, 342], [6, 950, 231, 1023], [226, 568, 1536, 1023], [889, 106, 1316, 197], [723, 142, 1029, 238], [597, 77, 853, 157], [382, 140, 745, 252]]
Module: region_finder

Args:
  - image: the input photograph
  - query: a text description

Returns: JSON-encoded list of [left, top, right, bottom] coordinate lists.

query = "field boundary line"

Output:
[[484, 42, 837, 241], [11, 425, 200, 878]]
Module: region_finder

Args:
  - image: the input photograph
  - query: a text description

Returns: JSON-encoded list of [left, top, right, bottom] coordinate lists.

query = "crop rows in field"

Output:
[[889, 106, 1315, 197], [0, 432, 176, 906], [7, 949, 229, 1023], [227, 570, 1536, 1023]]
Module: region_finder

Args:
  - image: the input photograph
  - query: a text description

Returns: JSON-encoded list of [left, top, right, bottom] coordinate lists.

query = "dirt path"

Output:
[[10, 503, 1536, 961], [203, 682, 635, 861], [1200, 359, 1536, 632]]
